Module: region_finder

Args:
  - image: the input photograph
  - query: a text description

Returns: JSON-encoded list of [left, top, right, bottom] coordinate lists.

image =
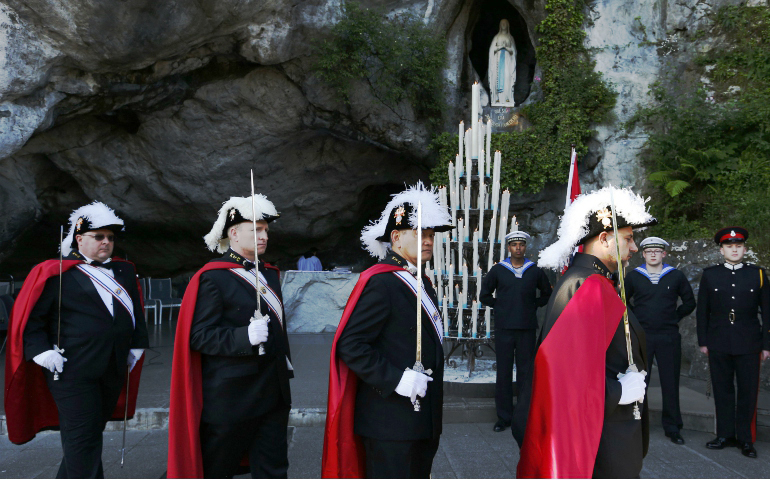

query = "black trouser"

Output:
[[645, 332, 683, 434], [709, 350, 760, 443], [494, 328, 536, 423], [361, 436, 440, 478], [45, 358, 125, 479], [200, 404, 290, 478]]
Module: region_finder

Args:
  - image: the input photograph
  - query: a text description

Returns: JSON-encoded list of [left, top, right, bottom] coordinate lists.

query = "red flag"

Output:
[[561, 147, 583, 274]]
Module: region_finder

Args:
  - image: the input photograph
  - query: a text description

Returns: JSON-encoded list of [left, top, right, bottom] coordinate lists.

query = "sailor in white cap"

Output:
[[323, 182, 453, 479], [168, 194, 293, 478], [479, 229, 552, 436], [517, 186, 656, 478], [624, 236, 695, 445], [7, 201, 148, 477]]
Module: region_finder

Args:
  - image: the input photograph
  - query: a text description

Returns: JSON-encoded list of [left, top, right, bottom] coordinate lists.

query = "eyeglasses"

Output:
[[644, 249, 664, 254], [80, 233, 115, 242]]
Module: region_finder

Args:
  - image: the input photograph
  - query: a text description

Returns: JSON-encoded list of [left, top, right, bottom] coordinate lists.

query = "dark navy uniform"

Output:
[[697, 262, 770, 445], [626, 265, 695, 436], [190, 249, 293, 478], [336, 251, 443, 478], [480, 259, 552, 427], [23, 251, 149, 478]]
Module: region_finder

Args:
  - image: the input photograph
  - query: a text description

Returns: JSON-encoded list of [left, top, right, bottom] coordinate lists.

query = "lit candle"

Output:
[[448, 277, 454, 307], [458, 120, 464, 159], [472, 229, 479, 273], [486, 119, 492, 177], [462, 261, 469, 308], [471, 82, 479, 157], [445, 239, 451, 276], [478, 178, 485, 239], [471, 301, 478, 338], [457, 300, 464, 338], [491, 151, 501, 213], [457, 218, 464, 274], [476, 265, 482, 299], [499, 189, 510, 242], [464, 187, 470, 238], [477, 118, 484, 174], [485, 306, 491, 338], [511, 215, 517, 233]]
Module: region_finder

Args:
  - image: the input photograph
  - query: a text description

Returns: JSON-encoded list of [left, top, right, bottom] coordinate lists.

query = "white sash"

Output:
[[230, 268, 284, 326], [498, 258, 535, 279], [76, 264, 136, 327], [392, 271, 443, 344]]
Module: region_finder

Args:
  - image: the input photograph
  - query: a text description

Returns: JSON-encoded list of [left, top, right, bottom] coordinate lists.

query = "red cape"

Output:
[[4, 258, 145, 445], [167, 261, 281, 478], [321, 263, 403, 479], [517, 274, 625, 478]]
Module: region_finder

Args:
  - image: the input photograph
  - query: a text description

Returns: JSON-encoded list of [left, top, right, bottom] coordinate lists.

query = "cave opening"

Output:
[[468, 0, 537, 106]]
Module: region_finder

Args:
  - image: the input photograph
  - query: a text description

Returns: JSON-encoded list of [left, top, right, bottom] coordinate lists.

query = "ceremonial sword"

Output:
[[410, 202, 432, 412], [251, 170, 266, 356], [609, 188, 645, 421], [121, 364, 130, 467], [54, 226, 64, 381]]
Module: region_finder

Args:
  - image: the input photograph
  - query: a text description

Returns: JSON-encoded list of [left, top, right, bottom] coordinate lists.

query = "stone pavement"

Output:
[[3, 422, 770, 478], [3, 320, 770, 477]]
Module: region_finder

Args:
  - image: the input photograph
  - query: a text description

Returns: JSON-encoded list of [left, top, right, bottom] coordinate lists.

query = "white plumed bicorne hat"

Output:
[[62, 202, 125, 256], [538, 186, 657, 271], [361, 182, 454, 260], [203, 195, 279, 253]]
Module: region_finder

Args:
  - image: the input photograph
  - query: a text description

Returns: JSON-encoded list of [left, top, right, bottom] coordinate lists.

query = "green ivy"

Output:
[[430, 0, 616, 193], [626, 4, 770, 258], [313, 3, 447, 123]]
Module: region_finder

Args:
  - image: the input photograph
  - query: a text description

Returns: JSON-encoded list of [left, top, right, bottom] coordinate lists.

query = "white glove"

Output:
[[248, 312, 269, 346], [618, 371, 647, 405], [33, 346, 67, 374], [395, 369, 433, 403], [127, 349, 144, 372]]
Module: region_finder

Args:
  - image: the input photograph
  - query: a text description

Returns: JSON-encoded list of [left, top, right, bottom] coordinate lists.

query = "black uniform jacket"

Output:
[[23, 252, 149, 380], [538, 254, 649, 460], [480, 259, 552, 330], [336, 251, 444, 441], [697, 263, 770, 355], [625, 265, 696, 334], [190, 250, 292, 424]]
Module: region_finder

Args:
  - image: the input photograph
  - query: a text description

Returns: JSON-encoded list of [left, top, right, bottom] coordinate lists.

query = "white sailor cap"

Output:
[[361, 182, 454, 260], [640, 237, 669, 250], [203, 195, 279, 253], [62, 202, 125, 256], [505, 230, 531, 243]]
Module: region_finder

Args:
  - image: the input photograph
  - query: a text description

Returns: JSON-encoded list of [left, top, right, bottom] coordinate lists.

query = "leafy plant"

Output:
[[314, 3, 448, 123]]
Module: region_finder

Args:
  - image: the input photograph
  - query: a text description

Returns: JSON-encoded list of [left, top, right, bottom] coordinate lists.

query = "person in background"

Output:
[[298, 248, 323, 271], [625, 236, 695, 445]]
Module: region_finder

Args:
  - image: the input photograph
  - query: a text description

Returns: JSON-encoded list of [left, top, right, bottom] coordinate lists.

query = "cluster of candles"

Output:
[[423, 86, 518, 340]]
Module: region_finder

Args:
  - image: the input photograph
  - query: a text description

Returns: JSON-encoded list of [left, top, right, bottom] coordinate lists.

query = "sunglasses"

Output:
[[81, 233, 116, 242]]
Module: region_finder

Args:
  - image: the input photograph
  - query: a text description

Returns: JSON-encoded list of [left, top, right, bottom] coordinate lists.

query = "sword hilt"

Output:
[[408, 364, 433, 412]]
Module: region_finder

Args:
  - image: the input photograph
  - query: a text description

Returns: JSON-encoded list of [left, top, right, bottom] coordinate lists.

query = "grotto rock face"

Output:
[[0, 0, 745, 277]]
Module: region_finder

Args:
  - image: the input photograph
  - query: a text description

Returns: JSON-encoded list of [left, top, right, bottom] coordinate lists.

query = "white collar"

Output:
[[724, 262, 744, 270], [79, 252, 112, 265]]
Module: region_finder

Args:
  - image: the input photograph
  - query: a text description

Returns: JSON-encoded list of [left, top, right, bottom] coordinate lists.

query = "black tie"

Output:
[[243, 260, 256, 271]]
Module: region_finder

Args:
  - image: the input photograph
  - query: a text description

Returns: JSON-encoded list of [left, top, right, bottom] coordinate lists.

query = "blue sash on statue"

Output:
[[497, 51, 506, 94]]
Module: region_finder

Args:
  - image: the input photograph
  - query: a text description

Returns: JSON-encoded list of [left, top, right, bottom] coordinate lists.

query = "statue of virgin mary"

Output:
[[488, 19, 517, 106]]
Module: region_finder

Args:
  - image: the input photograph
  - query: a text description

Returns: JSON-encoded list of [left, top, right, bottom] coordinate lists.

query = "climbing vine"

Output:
[[430, 0, 616, 193], [314, 3, 448, 123], [626, 4, 770, 257]]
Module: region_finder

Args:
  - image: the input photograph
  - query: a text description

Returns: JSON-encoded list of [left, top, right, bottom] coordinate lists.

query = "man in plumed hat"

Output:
[[167, 195, 293, 478], [5, 202, 149, 478], [697, 227, 770, 458], [516, 187, 654, 478], [322, 183, 453, 479], [480, 229, 552, 435], [625, 236, 695, 444]]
